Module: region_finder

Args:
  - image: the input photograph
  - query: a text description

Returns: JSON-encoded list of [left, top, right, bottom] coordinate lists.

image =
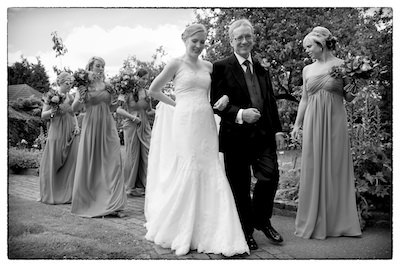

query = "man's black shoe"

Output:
[[257, 224, 283, 243], [246, 235, 258, 250]]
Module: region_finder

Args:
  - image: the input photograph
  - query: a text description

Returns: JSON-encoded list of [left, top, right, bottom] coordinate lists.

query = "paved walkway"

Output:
[[8, 173, 293, 260], [8, 173, 394, 260]]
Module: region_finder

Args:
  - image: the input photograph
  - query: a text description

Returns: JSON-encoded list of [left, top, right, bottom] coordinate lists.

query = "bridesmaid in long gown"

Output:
[[116, 69, 154, 197], [39, 72, 80, 204], [291, 26, 362, 239], [145, 24, 249, 257], [71, 56, 127, 218]]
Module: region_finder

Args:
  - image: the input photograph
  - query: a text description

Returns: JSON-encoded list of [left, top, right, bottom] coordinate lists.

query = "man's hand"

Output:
[[275, 133, 285, 150], [242, 108, 261, 124]]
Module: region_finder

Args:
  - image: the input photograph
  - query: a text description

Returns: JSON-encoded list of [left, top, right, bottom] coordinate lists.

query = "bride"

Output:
[[144, 24, 249, 256]]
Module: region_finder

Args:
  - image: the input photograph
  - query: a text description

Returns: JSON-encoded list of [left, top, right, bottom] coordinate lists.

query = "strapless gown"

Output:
[[144, 63, 249, 256]]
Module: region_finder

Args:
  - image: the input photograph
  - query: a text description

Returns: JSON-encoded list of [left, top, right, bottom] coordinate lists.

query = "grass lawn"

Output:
[[8, 195, 153, 259]]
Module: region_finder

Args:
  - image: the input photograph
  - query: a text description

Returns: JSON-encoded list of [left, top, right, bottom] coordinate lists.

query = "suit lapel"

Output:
[[253, 61, 267, 100], [228, 55, 251, 99]]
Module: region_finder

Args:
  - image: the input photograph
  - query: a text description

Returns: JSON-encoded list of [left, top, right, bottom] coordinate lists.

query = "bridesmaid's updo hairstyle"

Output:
[[181, 24, 207, 42], [56, 71, 74, 86], [132, 68, 150, 102], [303, 26, 337, 51], [85, 56, 106, 71], [136, 68, 149, 79]]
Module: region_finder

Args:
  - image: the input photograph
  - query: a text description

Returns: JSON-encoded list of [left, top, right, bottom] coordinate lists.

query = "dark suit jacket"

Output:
[[211, 55, 282, 154]]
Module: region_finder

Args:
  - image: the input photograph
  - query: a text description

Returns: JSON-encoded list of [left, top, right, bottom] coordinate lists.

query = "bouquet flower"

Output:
[[162, 81, 176, 101], [112, 71, 139, 95], [109, 71, 140, 103], [43, 89, 66, 118], [73, 69, 103, 103], [330, 54, 379, 94]]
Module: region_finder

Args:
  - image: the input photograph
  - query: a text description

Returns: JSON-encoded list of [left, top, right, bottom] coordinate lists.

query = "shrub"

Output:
[[275, 150, 301, 203], [8, 100, 47, 147], [32, 127, 47, 150], [8, 114, 45, 147], [9, 96, 43, 116], [346, 84, 392, 229], [8, 147, 42, 172]]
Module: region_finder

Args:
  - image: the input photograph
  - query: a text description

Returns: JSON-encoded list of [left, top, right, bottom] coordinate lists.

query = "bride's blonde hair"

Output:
[[181, 24, 206, 41]]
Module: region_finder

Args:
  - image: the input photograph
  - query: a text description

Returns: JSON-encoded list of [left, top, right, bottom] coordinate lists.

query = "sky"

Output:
[[7, 7, 197, 83]]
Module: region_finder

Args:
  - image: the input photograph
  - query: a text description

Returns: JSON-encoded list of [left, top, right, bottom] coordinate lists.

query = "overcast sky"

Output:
[[7, 7, 197, 83]]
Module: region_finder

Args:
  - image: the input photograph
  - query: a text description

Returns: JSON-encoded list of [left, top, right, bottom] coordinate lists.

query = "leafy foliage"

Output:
[[33, 127, 47, 150], [346, 86, 392, 228], [8, 147, 43, 171], [51, 31, 68, 58], [8, 56, 51, 93], [8, 96, 46, 147]]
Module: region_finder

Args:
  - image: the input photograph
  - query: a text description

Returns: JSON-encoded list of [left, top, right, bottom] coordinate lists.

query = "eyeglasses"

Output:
[[233, 34, 253, 42]]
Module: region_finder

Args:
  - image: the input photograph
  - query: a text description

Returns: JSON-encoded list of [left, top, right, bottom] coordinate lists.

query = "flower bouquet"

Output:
[[104, 82, 120, 105], [110, 71, 139, 102], [330, 54, 379, 94], [162, 81, 176, 101], [73, 69, 103, 103], [43, 89, 66, 118]]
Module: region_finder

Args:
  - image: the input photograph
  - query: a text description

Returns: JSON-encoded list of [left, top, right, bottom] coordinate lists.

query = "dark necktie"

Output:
[[243, 60, 263, 111]]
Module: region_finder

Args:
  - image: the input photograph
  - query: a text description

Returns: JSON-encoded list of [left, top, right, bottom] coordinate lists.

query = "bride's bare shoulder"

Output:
[[201, 60, 213, 72]]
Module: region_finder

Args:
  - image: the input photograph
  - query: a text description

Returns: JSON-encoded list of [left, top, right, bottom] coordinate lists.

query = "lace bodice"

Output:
[[173, 64, 211, 102]]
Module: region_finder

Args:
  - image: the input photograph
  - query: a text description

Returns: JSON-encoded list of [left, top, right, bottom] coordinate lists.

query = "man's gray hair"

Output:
[[228, 19, 254, 40]]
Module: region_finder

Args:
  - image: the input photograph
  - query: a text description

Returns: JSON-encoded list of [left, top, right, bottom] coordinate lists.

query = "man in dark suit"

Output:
[[211, 19, 285, 250]]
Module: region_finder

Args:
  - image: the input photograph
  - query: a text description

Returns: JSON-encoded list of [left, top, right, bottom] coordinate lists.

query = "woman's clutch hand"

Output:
[[74, 127, 81, 135], [290, 126, 301, 141], [213, 95, 229, 111], [131, 116, 141, 125]]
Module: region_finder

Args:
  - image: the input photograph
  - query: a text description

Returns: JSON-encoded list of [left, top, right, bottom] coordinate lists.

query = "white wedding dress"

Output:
[[144, 62, 249, 256]]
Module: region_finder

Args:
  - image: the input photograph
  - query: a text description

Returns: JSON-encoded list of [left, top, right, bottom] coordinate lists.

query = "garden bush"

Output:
[[346, 85, 392, 228], [8, 147, 42, 172], [8, 96, 46, 148]]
